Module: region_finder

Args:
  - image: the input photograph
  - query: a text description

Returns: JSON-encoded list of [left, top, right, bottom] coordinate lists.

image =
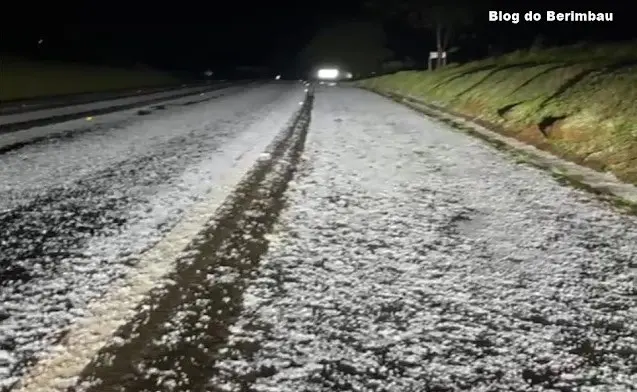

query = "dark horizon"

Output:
[[2, 1, 635, 78]]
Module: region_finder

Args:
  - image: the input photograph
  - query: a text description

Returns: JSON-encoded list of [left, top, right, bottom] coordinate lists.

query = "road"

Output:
[[2, 85, 636, 391], [0, 83, 211, 115], [0, 82, 242, 132]]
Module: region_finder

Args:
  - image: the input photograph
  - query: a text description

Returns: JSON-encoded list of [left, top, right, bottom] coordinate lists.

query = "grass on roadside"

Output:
[[0, 55, 181, 101], [356, 40, 637, 185]]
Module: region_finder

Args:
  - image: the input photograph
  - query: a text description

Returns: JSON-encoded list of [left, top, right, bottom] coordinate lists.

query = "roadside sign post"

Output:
[[428, 51, 447, 70]]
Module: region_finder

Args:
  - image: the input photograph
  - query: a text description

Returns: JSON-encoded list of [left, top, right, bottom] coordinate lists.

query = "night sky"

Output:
[[2, 0, 635, 77], [3, 0, 362, 74]]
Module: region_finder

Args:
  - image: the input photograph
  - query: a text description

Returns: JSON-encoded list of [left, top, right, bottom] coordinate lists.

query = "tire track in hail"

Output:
[[65, 87, 314, 392]]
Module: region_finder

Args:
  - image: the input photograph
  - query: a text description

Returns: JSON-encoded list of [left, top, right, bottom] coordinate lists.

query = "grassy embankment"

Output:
[[0, 55, 181, 101], [357, 41, 637, 185]]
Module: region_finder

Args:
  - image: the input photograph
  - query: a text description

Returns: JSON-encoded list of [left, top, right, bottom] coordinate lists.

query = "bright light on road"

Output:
[[317, 68, 339, 79], [275, 74, 281, 80]]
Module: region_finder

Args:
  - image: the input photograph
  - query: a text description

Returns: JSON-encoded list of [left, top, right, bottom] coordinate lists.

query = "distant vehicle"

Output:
[[313, 67, 353, 84], [317, 68, 339, 80]]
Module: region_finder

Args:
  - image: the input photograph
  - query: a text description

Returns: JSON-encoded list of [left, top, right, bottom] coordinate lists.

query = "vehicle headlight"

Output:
[[317, 68, 339, 80]]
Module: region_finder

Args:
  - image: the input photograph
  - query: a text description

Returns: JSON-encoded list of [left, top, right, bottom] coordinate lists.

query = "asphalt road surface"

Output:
[[2, 84, 636, 392], [0, 82, 241, 132], [0, 83, 210, 115]]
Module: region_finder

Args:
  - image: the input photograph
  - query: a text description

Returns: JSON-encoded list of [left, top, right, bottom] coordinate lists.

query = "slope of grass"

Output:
[[0, 55, 182, 101], [356, 40, 637, 184]]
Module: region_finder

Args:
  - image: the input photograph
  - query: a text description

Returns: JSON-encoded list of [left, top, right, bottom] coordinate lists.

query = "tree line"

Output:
[[299, 0, 480, 76], [298, 0, 632, 77]]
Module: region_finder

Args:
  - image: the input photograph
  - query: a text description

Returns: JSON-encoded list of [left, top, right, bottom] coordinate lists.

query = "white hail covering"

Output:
[[209, 87, 637, 391], [0, 83, 307, 390]]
